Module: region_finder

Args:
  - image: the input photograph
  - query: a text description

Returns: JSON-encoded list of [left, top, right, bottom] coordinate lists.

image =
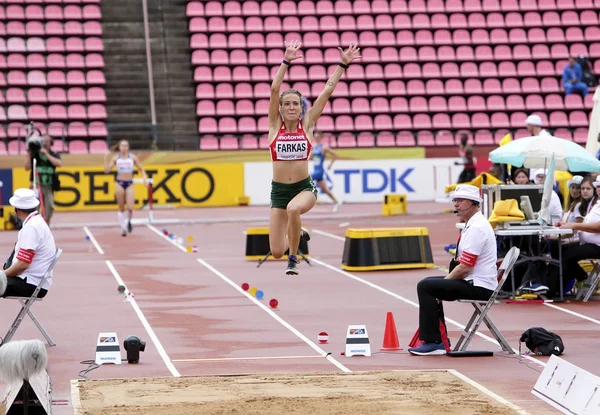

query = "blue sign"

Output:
[[0, 169, 13, 206], [333, 168, 415, 194]]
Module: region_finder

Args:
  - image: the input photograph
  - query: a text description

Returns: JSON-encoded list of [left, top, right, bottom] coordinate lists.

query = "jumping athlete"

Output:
[[104, 140, 148, 236], [311, 131, 342, 212], [268, 40, 361, 275]]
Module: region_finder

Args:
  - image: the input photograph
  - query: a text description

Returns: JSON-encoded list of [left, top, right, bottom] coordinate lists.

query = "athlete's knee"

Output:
[[286, 204, 301, 217], [271, 249, 285, 259]]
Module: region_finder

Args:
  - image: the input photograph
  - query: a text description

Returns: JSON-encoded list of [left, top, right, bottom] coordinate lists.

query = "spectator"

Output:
[[456, 134, 476, 183], [24, 135, 61, 225], [533, 169, 563, 224], [525, 115, 551, 137], [2, 188, 56, 298], [562, 56, 589, 97], [511, 168, 531, 185]]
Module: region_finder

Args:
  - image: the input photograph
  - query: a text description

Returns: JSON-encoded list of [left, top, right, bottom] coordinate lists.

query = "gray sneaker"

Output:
[[285, 257, 300, 275]]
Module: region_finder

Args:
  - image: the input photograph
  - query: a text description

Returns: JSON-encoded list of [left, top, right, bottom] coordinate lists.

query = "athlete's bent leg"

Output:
[[318, 180, 339, 206], [125, 185, 135, 232], [269, 208, 288, 259], [286, 191, 317, 257], [115, 183, 127, 236]]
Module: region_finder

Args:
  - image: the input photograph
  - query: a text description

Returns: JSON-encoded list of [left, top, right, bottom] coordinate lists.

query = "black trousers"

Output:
[[562, 243, 600, 282], [417, 276, 493, 343], [2, 277, 47, 299]]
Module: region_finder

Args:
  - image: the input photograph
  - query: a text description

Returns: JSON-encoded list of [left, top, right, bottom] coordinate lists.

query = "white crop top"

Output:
[[116, 155, 134, 174]]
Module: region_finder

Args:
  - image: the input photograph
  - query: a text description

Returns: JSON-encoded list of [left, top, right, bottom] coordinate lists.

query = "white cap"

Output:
[[593, 181, 600, 189], [526, 114, 543, 127], [9, 188, 40, 210], [567, 175, 584, 187], [452, 184, 483, 204], [533, 168, 548, 179]]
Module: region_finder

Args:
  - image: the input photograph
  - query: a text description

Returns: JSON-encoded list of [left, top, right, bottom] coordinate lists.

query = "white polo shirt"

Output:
[[10, 212, 56, 290], [579, 203, 600, 246], [458, 211, 498, 291]]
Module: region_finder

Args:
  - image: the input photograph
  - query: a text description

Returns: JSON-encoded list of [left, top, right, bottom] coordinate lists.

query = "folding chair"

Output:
[[576, 259, 600, 302], [452, 246, 520, 355], [2, 248, 63, 347]]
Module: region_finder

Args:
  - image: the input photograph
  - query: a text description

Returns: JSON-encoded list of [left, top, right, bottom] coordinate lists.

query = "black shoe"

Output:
[[127, 220, 132, 233], [285, 257, 300, 275], [300, 228, 311, 242], [121, 230, 127, 237]]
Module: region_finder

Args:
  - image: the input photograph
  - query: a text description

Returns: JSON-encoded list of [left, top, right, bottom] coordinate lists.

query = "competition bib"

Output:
[[275, 135, 309, 160]]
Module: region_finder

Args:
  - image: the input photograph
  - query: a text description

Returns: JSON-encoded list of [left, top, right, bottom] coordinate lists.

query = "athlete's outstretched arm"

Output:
[[268, 40, 303, 131], [324, 147, 339, 170], [132, 154, 148, 184], [304, 43, 361, 129], [104, 152, 116, 173]]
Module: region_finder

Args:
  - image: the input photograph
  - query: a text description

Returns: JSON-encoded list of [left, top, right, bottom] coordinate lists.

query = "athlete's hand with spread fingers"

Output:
[[284, 40, 303, 62], [338, 42, 361, 65]]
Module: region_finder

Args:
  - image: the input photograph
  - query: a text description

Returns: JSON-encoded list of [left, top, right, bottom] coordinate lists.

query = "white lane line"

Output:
[[197, 258, 351, 373], [146, 223, 351, 373], [312, 229, 345, 241], [173, 355, 326, 363], [146, 224, 187, 252], [310, 257, 545, 368], [448, 370, 530, 415], [105, 260, 181, 377], [83, 226, 104, 255], [70, 380, 82, 415], [543, 303, 600, 325]]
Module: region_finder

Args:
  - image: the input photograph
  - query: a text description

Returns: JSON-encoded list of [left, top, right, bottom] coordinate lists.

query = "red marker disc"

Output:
[[269, 298, 278, 309], [241, 283, 250, 291], [318, 332, 329, 344]]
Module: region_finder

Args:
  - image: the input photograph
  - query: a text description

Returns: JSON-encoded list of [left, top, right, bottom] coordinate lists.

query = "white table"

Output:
[[454, 223, 573, 301]]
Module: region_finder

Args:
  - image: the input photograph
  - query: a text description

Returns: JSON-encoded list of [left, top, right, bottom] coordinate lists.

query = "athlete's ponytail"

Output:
[[300, 96, 311, 119]]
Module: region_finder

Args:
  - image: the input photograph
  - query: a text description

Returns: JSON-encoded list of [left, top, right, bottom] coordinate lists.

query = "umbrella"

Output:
[[585, 87, 600, 157], [489, 135, 600, 172]]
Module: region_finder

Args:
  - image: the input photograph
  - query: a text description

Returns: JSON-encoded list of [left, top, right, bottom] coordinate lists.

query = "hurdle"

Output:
[[133, 177, 154, 224]]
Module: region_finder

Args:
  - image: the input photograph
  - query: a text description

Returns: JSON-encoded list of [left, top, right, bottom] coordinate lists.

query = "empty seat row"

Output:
[[1, 52, 104, 68], [195, 77, 569, 101], [187, 0, 600, 18], [193, 61, 572, 84], [0, 121, 106, 139], [1, 103, 107, 121], [189, 44, 597, 66], [0, 20, 102, 36], [188, 11, 600, 34], [1, 86, 105, 103], [1, 69, 106, 86], [197, 111, 590, 135], [197, 126, 590, 151], [0, 139, 108, 156], [0, 5, 102, 20], [190, 28, 600, 51], [195, 94, 593, 118], [0, 36, 103, 52]]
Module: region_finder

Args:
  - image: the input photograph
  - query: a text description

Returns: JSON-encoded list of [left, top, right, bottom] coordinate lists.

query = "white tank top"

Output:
[[116, 155, 134, 174]]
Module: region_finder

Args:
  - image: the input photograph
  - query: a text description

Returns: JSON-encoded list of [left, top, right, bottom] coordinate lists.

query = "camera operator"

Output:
[[24, 134, 61, 225]]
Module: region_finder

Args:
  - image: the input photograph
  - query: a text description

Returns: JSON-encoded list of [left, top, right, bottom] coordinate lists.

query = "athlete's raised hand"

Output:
[[338, 42, 361, 65], [284, 40, 303, 62]]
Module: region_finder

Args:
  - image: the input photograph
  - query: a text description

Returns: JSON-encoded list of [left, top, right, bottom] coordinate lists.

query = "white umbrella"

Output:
[[585, 87, 600, 157]]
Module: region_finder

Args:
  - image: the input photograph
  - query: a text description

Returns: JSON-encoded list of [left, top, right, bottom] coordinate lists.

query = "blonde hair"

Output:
[[279, 89, 309, 118]]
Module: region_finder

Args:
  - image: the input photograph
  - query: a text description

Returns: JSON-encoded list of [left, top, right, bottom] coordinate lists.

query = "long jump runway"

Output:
[[0, 203, 598, 414]]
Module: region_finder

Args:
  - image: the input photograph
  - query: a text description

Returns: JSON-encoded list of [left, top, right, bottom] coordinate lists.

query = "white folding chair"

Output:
[[452, 246, 520, 354], [2, 248, 62, 347], [576, 260, 600, 302]]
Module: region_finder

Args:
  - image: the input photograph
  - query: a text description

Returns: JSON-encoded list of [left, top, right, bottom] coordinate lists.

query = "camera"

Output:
[[26, 134, 44, 155], [123, 335, 146, 363]]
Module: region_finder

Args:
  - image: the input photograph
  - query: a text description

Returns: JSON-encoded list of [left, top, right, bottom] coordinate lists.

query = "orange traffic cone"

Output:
[[381, 311, 402, 351]]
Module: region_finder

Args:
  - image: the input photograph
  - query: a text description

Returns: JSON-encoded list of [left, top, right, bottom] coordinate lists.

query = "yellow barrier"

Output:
[[382, 194, 407, 216], [0, 206, 16, 231], [245, 227, 309, 260], [341, 227, 434, 271], [12, 162, 244, 211]]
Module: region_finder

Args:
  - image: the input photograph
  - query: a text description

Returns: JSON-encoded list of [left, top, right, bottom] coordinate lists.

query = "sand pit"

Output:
[[74, 370, 519, 415]]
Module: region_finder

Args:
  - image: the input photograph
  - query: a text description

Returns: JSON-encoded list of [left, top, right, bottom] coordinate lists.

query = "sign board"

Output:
[[244, 159, 463, 205], [95, 332, 121, 365], [345, 325, 371, 357], [1, 369, 52, 414], [532, 354, 600, 414]]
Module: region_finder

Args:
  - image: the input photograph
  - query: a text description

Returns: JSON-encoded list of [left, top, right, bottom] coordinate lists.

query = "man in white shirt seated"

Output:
[[408, 185, 498, 356], [1, 188, 56, 298], [533, 169, 563, 225], [525, 114, 551, 137]]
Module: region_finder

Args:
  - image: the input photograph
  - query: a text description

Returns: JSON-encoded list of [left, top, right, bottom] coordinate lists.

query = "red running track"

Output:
[[0, 202, 598, 414]]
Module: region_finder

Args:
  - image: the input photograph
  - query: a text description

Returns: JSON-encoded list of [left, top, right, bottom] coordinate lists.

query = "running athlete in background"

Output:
[[310, 131, 342, 212], [104, 140, 148, 236], [268, 40, 361, 275], [456, 134, 476, 183]]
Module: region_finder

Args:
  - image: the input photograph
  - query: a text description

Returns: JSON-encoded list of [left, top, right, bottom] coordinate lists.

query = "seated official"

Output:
[[408, 185, 498, 356], [1, 188, 56, 298]]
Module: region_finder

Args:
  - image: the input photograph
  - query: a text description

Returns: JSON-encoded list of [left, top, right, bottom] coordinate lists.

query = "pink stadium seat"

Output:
[[429, 96, 447, 112], [526, 95, 545, 111], [376, 131, 396, 147], [7, 87, 26, 103], [83, 21, 102, 36], [396, 131, 416, 146], [548, 111, 569, 128], [68, 87, 86, 103], [413, 114, 432, 129], [240, 135, 258, 150], [553, 128, 572, 141], [8, 140, 27, 155], [8, 53, 26, 69], [544, 94, 564, 111], [573, 128, 588, 144], [28, 104, 47, 120], [416, 131, 435, 146], [82, 5, 101, 19], [336, 133, 356, 148], [390, 97, 409, 112], [354, 115, 373, 132], [8, 104, 28, 121], [220, 135, 239, 150], [48, 87, 67, 103], [28, 87, 47, 103], [565, 94, 584, 110], [376, 114, 394, 130], [68, 139, 88, 153], [569, 111, 588, 127], [471, 113, 490, 128], [370, 97, 389, 113], [452, 113, 471, 129], [66, 53, 85, 68], [199, 136, 219, 151], [88, 122, 107, 138], [68, 104, 87, 119]]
